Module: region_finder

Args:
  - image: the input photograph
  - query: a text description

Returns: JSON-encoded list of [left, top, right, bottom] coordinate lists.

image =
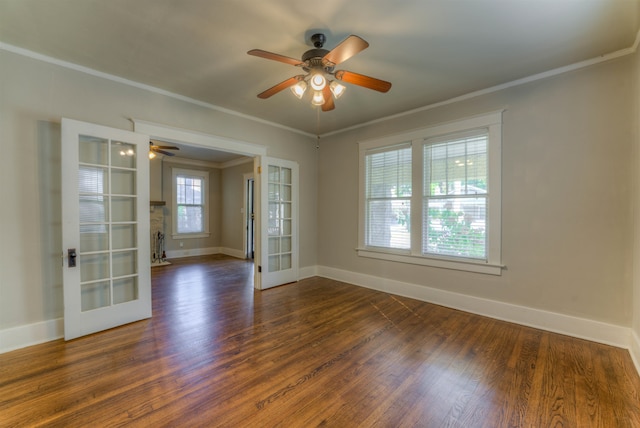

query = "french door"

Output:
[[61, 118, 151, 340], [259, 157, 299, 289]]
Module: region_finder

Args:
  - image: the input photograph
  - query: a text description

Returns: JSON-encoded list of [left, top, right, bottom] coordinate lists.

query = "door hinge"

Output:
[[258, 265, 262, 273], [258, 166, 262, 174]]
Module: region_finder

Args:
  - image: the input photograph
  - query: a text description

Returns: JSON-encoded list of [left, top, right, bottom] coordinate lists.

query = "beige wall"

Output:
[[633, 43, 640, 344], [0, 49, 317, 331], [221, 161, 254, 253], [318, 56, 635, 326]]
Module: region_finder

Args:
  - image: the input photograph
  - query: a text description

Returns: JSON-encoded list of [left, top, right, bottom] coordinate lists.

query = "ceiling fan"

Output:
[[248, 33, 391, 111], [149, 140, 179, 158]]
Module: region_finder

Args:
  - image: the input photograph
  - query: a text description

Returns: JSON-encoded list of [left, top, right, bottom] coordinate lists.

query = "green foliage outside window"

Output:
[[427, 206, 485, 258]]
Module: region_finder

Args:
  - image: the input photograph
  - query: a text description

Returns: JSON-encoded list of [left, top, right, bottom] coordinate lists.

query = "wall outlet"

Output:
[[179, 242, 184, 248]]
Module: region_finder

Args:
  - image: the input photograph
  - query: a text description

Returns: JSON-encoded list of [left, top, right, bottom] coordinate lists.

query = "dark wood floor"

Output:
[[1, 255, 639, 427]]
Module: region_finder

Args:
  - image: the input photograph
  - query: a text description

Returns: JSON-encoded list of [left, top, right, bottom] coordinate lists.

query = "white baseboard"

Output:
[[0, 318, 63, 354], [631, 329, 640, 376], [220, 247, 247, 259], [165, 246, 221, 259], [165, 247, 252, 260], [317, 265, 632, 350], [299, 265, 318, 280]]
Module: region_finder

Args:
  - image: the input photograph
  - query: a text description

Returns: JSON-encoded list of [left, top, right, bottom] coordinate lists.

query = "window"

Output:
[[364, 143, 412, 250], [172, 168, 210, 238], [424, 131, 488, 259], [358, 111, 503, 275]]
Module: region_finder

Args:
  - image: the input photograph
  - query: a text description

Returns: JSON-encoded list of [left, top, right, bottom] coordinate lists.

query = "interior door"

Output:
[[61, 118, 151, 340], [259, 157, 298, 289]]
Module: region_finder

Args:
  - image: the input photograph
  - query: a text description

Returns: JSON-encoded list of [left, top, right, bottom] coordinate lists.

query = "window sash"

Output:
[[423, 132, 489, 260], [177, 204, 204, 234], [172, 168, 209, 238], [364, 145, 412, 250]]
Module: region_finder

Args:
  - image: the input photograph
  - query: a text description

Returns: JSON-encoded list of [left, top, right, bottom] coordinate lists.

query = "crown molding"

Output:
[[0, 42, 314, 138], [3, 27, 639, 140]]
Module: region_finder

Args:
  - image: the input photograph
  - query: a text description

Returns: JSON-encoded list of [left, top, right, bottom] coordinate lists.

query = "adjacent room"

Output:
[[1, 0, 640, 426]]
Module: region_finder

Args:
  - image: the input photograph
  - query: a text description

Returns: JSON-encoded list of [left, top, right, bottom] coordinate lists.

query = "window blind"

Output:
[[423, 131, 488, 259], [365, 144, 412, 250], [176, 175, 204, 234]]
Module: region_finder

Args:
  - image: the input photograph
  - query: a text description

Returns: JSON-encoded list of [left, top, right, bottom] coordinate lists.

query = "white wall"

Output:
[[318, 55, 635, 330], [0, 49, 317, 348]]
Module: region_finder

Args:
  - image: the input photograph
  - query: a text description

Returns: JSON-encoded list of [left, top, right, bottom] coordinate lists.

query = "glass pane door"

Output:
[[78, 136, 139, 311], [62, 118, 150, 340], [260, 157, 298, 289], [267, 165, 293, 273]]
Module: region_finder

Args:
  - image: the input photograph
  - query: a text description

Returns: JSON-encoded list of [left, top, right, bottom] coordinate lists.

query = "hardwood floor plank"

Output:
[[1, 255, 639, 427]]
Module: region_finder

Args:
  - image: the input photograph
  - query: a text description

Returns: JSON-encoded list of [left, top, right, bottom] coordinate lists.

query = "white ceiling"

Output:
[[1, 0, 638, 140]]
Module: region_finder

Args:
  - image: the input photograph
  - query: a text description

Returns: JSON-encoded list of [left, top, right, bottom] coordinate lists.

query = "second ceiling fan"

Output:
[[248, 33, 391, 111]]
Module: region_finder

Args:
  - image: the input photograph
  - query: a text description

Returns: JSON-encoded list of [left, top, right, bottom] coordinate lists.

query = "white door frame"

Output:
[[132, 119, 268, 288]]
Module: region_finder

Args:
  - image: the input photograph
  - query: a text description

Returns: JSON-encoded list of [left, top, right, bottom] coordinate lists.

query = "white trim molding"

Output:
[[631, 330, 640, 376], [133, 119, 268, 158], [221, 247, 246, 260], [298, 265, 319, 281], [317, 265, 634, 351], [0, 319, 64, 354], [165, 246, 221, 259]]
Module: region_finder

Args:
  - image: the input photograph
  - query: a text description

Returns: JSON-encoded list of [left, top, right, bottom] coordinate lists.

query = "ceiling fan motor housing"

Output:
[[303, 33, 334, 73], [302, 48, 331, 71], [311, 33, 326, 48]]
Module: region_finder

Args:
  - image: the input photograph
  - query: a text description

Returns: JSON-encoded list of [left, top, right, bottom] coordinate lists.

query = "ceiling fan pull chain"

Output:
[[316, 107, 320, 150]]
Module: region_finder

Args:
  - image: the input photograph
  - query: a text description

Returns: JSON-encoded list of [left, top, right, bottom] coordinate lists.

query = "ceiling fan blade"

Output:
[[322, 35, 369, 66], [257, 75, 304, 99], [151, 145, 179, 150], [149, 140, 179, 150], [153, 148, 176, 157], [247, 49, 304, 67], [334, 70, 392, 93], [322, 85, 335, 111]]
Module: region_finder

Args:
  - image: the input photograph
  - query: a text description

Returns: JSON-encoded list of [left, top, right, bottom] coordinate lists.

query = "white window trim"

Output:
[[172, 167, 210, 239], [357, 110, 504, 275]]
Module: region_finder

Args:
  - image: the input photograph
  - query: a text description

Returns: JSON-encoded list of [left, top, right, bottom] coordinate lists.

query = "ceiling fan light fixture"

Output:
[[249, 33, 391, 111], [310, 73, 326, 91], [311, 90, 325, 106], [290, 80, 307, 99], [330, 81, 346, 99]]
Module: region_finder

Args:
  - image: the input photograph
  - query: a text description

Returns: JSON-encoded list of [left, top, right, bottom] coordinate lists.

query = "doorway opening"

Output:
[[244, 175, 255, 259], [133, 119, 267, 289]]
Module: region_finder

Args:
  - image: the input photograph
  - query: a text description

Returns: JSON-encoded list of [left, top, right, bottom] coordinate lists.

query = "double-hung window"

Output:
[[358, 111, 503, 275], [172, 168, 210, 238]]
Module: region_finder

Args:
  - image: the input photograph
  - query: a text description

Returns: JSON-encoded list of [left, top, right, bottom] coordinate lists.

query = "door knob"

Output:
[[68, 248, 77, 268]]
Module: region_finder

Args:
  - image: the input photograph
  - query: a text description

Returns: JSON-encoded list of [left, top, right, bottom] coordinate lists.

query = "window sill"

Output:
[[356, 248, 504, 275], [172, 232, 210, 239]]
